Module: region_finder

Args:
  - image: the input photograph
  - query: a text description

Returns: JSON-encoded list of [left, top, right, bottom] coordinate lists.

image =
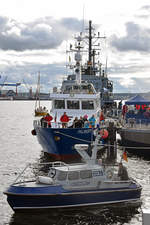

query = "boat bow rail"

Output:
[[33, 119, 74, 129], [11, 161, 69, 186]]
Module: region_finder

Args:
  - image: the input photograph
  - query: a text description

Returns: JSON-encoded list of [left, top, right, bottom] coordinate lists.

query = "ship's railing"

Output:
[[123, 118, 150, 129], [33, 119, 75, 128]]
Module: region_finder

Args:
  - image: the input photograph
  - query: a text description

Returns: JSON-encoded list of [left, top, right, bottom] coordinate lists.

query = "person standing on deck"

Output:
[[99, 110, 105, 123], [89, 115, 96, 128], [118, 162, 129, 180], [43, 113, 53, 127], [60, 112, 69, 128]]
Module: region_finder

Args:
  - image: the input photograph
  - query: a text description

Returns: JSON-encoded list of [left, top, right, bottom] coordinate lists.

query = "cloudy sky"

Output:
[[0, 0, 150, 93]]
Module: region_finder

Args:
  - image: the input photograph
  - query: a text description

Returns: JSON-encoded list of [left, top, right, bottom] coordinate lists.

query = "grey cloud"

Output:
[[112, 77, 150, 93], [110, 22, 150, 52], [60, 18, 84, 31], [108, 62, 150, 75], [135, 5, 150, 19], [0, 16, 84, 51], [0, 62, 66, 92], [1, 59, 150, 94], [140, 5, 150, 11]]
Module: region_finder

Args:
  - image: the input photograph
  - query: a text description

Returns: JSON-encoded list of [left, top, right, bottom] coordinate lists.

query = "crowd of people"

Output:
[[40, 111, 105, 129]]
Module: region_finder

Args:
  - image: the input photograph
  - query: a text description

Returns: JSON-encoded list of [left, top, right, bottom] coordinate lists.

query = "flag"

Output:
[[54, 112, 57, 122], [123, 151, 128, 162]]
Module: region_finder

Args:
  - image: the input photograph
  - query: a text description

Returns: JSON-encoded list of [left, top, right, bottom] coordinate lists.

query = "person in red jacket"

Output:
[[122, 105, 128, 119], [43, 113, 53, 127], [99, 110, 105, 122], [60, 112, 69, 128]]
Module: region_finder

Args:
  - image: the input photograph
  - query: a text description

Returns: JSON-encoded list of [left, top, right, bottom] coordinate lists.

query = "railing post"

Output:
[[140, 119, 141, 128]]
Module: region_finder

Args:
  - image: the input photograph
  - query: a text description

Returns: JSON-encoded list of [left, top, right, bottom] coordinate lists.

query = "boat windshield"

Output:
[[57, 171, 67, 181], [57, 169, 93, 181]]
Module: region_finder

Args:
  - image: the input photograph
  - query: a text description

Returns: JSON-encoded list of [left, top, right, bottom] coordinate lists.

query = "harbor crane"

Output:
[[0, 82, 21, 95]]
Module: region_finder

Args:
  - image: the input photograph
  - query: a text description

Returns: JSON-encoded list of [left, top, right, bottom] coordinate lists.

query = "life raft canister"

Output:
[[31, 129, 36, 136], [99, 129, 109, 139]]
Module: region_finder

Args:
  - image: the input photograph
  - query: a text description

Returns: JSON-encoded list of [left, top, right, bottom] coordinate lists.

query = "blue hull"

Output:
[[34, 127, 94, 160], [5, 184, 141, 211]]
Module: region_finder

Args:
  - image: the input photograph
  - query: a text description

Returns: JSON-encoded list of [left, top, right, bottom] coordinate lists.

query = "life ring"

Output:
[[105, 169, 113, 179], [48, 168, 56, 178], [99, 129, 108, 139], [31, 129, 36, 136]]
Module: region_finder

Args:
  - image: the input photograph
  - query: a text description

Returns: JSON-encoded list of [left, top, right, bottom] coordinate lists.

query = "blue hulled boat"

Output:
[[4, 135, 142, 211], [32, 21, 108, 160], [33, 125, 94, 160]]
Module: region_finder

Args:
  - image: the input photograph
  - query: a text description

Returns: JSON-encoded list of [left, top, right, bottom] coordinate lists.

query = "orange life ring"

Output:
[[99, 129, 108, 139]]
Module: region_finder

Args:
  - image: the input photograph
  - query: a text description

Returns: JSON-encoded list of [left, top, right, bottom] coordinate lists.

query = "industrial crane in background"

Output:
[[22, 79, 33, 99], [0, 83, 21, 95], [0, 75, 49, 100], [0, 75, 21, 96]]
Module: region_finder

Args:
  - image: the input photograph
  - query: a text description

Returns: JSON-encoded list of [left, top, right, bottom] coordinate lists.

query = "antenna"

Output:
[[105, 36, 108, 77], [105, 57, 108, 76], [82, 4, 85, 33]]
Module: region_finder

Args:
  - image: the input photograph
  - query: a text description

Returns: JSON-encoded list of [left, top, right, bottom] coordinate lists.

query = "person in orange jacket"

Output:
[[60, 112, 69, 128]]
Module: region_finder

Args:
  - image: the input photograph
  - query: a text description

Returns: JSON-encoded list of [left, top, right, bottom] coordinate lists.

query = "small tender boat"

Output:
[[34, 107, 48, 117], [34, 72, 48, 117], [4, 134, 142, 212]]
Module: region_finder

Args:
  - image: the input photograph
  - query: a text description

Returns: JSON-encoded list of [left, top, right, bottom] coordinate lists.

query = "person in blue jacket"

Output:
[[89, 115, 96, 128]]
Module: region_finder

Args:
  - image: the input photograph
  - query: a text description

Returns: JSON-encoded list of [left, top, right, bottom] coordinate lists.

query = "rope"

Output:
[[54, 130, 92, 143], [54, 130, 150, 150]]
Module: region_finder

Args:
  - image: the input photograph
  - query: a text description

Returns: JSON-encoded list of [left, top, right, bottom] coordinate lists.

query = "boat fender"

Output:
[[37, 176, 54, 184], [105, 169, 113, 179], [48, 168, 56, 178], [31, 129, 36, 136]]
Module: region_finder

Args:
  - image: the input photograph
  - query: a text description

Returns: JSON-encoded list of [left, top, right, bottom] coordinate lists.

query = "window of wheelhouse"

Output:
[[54, 100, 65, 109], [67, 100, 79, 109], [82, 100, 94, 110]]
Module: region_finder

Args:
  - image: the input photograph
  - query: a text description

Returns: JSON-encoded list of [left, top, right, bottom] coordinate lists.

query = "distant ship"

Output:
[[61, 20, 114, 108]]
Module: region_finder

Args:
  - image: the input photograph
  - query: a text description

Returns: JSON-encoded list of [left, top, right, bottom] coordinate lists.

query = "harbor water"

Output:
[[0, 100, 150, 225]]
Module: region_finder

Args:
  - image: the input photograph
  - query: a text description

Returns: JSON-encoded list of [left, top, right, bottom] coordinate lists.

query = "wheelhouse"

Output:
[[50, 83, 101, 116]]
